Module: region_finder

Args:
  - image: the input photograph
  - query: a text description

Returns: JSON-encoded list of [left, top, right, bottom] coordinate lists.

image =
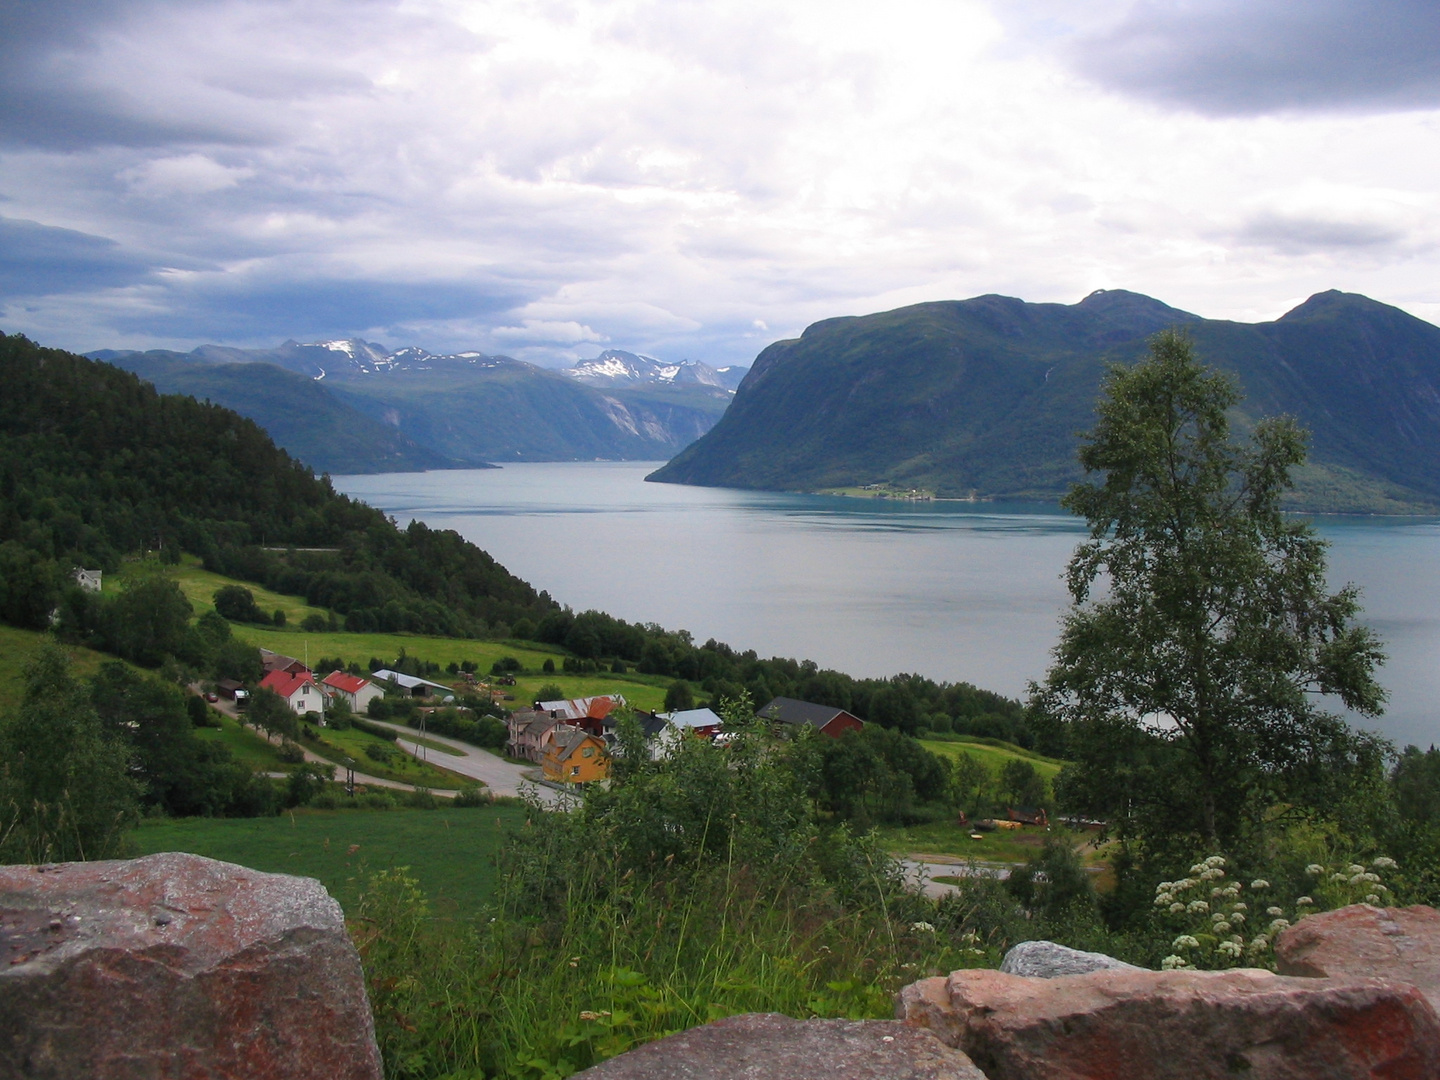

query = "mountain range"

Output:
[[649, 289, 1440, 514], [91, 342, 749, 474]]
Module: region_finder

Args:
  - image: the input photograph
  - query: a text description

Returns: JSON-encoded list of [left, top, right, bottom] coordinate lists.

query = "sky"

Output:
[[2, 0, 1439, 368]]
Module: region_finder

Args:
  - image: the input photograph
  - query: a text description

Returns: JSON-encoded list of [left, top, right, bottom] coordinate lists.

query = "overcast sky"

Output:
[[2, 0, 1439, 366]]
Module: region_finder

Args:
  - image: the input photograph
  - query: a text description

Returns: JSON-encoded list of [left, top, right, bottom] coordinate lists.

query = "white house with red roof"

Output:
[[320, 671, 385, 714], [259, 669, 323, 715]]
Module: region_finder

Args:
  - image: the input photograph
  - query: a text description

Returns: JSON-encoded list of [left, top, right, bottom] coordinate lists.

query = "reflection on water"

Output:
[[336, 462, 1440, 750]]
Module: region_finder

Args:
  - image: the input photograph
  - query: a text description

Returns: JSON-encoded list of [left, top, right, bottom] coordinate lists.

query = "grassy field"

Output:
[[921, 737, 1067, 785], [130, 806, 528, 913], [194, 711, 299, 771], [0, 624, 134, 713], [305, 724, 469, 789]]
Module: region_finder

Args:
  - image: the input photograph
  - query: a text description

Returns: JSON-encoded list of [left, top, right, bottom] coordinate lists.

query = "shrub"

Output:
[[275, 740, 305, 764], [365, 742, 398, 765], [535, 682, 564, 703], [272, 609, 286, 628], [542, 658, 555, 674], [453, 785, 490, 807], [490, 656, 521, 675], [404, 787, 438, 810], [301, 613, 327, 632]]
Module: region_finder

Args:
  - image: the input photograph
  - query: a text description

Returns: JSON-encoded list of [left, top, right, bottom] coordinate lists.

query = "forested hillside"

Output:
[[651, 289, 1440, 513], [0, 333, 553, 637]]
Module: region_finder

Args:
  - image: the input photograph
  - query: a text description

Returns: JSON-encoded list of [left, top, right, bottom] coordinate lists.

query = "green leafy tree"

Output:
[[248, 687, 298, 744], [212, 585, 267, 623], [999, 758, 1047, 809], [1034, 331, 1388, 852], [0, 646, 138, 863], [663, 680, 694, 712], [100, 576, 194, 667]]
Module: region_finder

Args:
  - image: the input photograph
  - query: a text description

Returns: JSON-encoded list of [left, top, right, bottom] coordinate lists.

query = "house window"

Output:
[[581, 746, 594, 758], [571, 765, 580, 776]]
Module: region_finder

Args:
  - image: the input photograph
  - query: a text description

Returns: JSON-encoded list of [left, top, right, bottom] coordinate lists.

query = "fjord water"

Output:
[[335, 462, 1440, 749]]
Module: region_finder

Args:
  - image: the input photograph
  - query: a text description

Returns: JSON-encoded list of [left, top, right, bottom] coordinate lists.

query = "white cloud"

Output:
[[119, 154, 253, 196], [0, 0, 1438, 360]]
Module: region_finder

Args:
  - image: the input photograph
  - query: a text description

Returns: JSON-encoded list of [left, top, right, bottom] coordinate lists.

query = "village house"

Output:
[[756, 696, 864, 738], [506, 708, 563, 763], [259, 649, 308, 677], [320, 671, 386, 714], [535, 695, 625, 737], [73, 568, 102, 592], [371, 668, 456, 701], [655, 707, 724, 737], [258, 669, 323, 716], [541, 727, 610, 784]]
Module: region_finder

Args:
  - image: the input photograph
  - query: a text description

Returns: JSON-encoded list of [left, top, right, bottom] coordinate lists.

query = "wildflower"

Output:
[[1155, 893, 1175, 906], [1205, 856, 1226, 868], [1269, 919, 1291, 934], [1212, 912, 1227, 922], [1173, 935, 1200, 949], [911, 921, 936, 933], [1222, 886, 1240, 898], [1250, 879, 1270, 890], [1213, 921, 1232, 935], [1231, 902, 1248, 911], [1200, 868, 1224, 881], [1361, 872, 1380, 883], [1161, 955, 1190, 970], [1365, 894, 1381, 905], [1189, 863, 1207, 875], [1211, 887, 1224, 898], [1250, 935, 1270, 951], [1157, 881, 1175, 893], [1169, 902, 1185, 914], [1373, 857, 1398, 870], [1266, 907, 1284, 917], [579, 1011, 611, 1022], [1230, 912, 1246, 925], [1305, 864, 1324, 876], [1347, 864, 1366, 875], [1217, 941, 1243, 958], [1187, 900, 1209, 914], [1331, 873, 1349, 884], [1296, 896, 1314, 907], [1349, 873, 1367, 885]]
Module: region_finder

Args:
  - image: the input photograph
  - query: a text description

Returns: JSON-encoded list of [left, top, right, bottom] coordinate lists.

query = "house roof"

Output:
[[756, 696, 857, 729], [259, 649, 305, 673], [548, 726, 599, 757], [260, 669, 316, 699], [370, 669, 455, 694], [537, 695, 625, 721], [321, 671, 370, 694], [657, 708, 724, 729]]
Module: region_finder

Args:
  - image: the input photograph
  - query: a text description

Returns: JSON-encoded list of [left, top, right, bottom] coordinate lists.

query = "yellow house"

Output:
[[542, 727, 610, 784]]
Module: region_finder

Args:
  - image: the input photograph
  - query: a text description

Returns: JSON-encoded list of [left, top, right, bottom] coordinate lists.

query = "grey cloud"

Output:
[[0, 216, 160, 296], [1236, 212, 1405, 254], [1067, 0, 1440, 115]]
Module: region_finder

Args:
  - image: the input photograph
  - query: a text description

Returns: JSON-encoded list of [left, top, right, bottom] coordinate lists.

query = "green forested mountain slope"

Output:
[[649, 290, 1440, 512], [94, 348, 732, 467], [0, 334, 553, 635], [99, 353, 459, 474], [323, 361, 729, 463]]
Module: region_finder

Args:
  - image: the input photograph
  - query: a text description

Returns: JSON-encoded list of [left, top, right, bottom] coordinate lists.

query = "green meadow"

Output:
[[130, 805, 529, 914]]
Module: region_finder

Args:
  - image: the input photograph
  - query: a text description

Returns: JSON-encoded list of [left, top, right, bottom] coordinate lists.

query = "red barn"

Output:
[[756, 697, 864, 739]]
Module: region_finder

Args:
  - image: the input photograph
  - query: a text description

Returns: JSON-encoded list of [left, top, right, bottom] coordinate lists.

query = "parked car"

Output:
[[204, 692, 219, 703]]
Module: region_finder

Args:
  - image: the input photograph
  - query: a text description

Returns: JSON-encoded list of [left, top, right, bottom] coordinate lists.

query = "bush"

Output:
[[361, 790, 397, 810], [453, 785, 490, 807], [351, 717, 398, 741], [365, 742, 398, 765], [535, 682, 564, 703], [301, 613, 327, 632], [276, 741, 305, 764], [213, 585, 267, 624], [490, 656, 522, 675], [367, 697, 393, 720], [272, 609, 287, 627], [284, 762, 333, 807], [542, 658, 555, 674], [404, 787, 439, 809], [186, 694, 211, 728]]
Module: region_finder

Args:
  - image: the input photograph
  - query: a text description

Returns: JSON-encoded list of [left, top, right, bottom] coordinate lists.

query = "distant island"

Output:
[[649, 289, 1440, 515]]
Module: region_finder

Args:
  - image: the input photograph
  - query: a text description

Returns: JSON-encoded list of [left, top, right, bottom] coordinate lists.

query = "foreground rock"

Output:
[[898, 966, 1440, 1080], [998, 941, 1141, 979], [573, 1013, 985, 1080], [1277, 903, 1440, 1011], [0, 851, 382, 1080]]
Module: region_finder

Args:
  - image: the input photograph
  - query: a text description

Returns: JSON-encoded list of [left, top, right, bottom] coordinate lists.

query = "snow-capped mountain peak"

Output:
[[566, 349, 748, 392]]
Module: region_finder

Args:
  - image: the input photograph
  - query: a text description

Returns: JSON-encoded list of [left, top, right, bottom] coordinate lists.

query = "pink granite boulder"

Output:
[[898, 966, 1440, 1080], [0, 851, 382, 1079], [1277, 903, 1440, 1012], [572, 1013, 986, 1080]]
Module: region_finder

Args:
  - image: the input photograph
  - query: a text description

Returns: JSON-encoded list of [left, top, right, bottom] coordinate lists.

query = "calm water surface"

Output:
[[335, 462, 1440, 749]]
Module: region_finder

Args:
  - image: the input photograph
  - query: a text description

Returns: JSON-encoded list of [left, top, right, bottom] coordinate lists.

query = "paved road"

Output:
[[368, 719, 559, 804]]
